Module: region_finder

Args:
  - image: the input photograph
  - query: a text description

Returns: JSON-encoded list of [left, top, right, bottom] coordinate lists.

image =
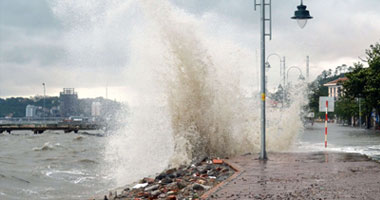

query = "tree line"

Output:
[[341, 43, 380, 128]]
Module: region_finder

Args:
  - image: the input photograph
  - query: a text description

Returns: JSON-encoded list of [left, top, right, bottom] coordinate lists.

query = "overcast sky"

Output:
[[0, 0, 379, 102]]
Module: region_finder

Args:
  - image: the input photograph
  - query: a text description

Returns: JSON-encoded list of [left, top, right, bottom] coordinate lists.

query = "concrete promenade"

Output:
[[206, 152, 380, 199]]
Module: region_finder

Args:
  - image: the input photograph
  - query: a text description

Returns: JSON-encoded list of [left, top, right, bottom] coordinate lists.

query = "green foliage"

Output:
[[343, 42, 380, 128], [335, 96, 359, 124]]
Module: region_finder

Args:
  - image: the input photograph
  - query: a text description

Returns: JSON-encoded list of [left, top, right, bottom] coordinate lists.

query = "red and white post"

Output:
[[325, 101, 328, 148]]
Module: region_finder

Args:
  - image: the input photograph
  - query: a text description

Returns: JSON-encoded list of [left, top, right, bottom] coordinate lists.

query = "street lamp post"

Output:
[[254, 0, 313, 160], [266, 53, 284, 83], [42, 83, 46, 124], [287, 66, 305, 84], [285, 66, 304, 106], [266, 53, 286, 107]]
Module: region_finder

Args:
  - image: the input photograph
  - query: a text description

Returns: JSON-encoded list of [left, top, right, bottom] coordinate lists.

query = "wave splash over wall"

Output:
[[139, 0, 307, 164], [51, 0, 307, 186]]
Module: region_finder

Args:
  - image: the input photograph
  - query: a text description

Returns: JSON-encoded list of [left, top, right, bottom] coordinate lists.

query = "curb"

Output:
[[201, 159, 243, 199]]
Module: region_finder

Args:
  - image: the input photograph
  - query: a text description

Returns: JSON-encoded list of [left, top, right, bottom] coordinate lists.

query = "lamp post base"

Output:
[[259, 151, 268, 160]]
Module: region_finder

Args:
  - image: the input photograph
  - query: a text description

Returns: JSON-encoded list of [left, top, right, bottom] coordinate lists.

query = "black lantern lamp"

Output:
[[291, 0, 313, 28]]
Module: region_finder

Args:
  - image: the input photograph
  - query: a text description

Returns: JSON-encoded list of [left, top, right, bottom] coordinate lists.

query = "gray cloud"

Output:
[[1, 0, 380, 99], [0, 0, 64, 66]]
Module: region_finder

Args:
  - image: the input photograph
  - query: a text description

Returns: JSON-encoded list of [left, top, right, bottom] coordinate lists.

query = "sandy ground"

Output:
[[207, 152, 380, 200]]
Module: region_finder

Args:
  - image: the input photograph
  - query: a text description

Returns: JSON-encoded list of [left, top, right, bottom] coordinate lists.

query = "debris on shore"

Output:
[[103, 158, 235, 200]]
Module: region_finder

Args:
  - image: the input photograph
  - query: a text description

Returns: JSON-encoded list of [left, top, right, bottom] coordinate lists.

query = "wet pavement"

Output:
[[208, 152, 380, 199], [297, 123, 380, 160], [208, 124, 380, 199]]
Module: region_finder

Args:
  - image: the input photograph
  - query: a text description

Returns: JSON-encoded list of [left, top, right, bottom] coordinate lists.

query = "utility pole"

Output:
[[42, 83, 46, 124], [260, 0, 267, 160], [306, 56, 310, 81], [359, 97, 362, 128], [255, 0, 270, 160], [283, 56, 286, 106]]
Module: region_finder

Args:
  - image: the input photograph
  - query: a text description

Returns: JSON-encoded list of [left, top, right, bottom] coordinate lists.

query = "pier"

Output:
[[0, 122, 101, 134]]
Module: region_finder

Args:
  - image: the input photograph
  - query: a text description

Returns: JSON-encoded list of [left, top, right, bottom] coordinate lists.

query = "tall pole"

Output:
[[259, 0, 267, 160], [306, 56, 309, 81], [283, 56, 286, 106], [42, 83, 46, 124], [359, 97, 362, 128], [325, 100, 328, 148]]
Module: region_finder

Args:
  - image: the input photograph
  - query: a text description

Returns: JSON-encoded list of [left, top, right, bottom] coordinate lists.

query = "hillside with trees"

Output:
[[0, 97, 59, 117]]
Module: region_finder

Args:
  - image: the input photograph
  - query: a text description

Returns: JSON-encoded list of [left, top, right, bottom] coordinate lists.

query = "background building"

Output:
[[91, 102, 101, 116], [323, 77, 348, 100], [25, 105, 37, 118], [59, 88, 79, 117]]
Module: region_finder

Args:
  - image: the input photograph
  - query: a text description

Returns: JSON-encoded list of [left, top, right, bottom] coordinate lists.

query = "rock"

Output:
[[151, 190, 161, 197], [166, 195, 177, 200], [145, 184, 159, 192], [100, 157, 234, 200], [193, 156, 208, 166], [192, 184, 205, 191], [156, 172, 167, 180], [166, 182, 178, 190], [137, 192, 144, 197], [166, 168, 177, 175], [177, 181, 186, 189], [222, 168, 229, 173], [161, 177, 173, 184], [207, 170, 218, 176], [176, 169, 184, 177], [200, 174, 208, 178], [196, 166, 208, 173], [168, 172, 177, 179], [197, 179, 206, 185], [216, 175, 229, 182], [133, 183, 148, 189], [142, 177, 155, 184]]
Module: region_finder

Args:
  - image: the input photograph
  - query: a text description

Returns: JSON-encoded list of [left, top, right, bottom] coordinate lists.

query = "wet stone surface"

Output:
[[103, 158, 234, 200], [210, 152, 380, 200]]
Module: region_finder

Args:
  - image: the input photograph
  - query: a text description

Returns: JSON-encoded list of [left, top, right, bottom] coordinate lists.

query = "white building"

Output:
[[323, 77, 348, 100], [91, 102, 102, 116], [26, 105, 37, 118]]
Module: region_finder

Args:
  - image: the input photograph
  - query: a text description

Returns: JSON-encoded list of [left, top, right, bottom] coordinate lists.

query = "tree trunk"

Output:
[[366, 114, 372, 129], [376, 109, 380, 130]]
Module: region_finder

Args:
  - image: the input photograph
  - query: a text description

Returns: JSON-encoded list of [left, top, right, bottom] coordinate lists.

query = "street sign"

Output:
[[319, 97, 334, 112]]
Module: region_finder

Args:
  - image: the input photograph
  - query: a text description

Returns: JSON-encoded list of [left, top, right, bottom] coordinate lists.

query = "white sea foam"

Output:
[[33, 142, 55, 151]]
